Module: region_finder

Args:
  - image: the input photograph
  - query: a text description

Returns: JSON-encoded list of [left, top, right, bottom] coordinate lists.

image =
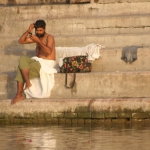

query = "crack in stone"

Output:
[[87, 26, 150, 29], [94, 0, 150, 4]]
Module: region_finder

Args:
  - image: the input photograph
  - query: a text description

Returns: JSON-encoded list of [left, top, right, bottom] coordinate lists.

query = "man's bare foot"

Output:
[[11, 95, 25, 104], [24, 82, 32, 90]]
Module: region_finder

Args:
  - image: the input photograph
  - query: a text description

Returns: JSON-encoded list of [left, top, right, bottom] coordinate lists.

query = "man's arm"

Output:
[[18, 23, 35, 44]]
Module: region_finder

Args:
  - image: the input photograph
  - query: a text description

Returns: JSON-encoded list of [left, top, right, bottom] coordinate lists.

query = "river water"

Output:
[[0, 123, 150, 150]]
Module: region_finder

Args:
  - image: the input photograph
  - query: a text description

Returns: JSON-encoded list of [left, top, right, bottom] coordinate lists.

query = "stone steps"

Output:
[[0, 2, 150, 20], [0, 33, 149, 50], [0, 47, 150, 73], [95, 0, 150, 4], [1, 71, 150, 99], [0, 1, 150, 102], [0, 0, 150, 5], [1, 15, 150, 36], [92, 47, 150, 72], [55, 33, 150, 47], [0, 3, 149, 48]]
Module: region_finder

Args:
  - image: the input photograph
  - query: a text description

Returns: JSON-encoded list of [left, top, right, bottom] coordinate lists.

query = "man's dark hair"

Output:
[[34, 20, 46, 29]]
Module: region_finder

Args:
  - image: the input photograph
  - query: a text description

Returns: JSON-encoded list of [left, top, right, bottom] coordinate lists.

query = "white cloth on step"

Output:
[[55, 43, 104, 65], [24, 57, 57, 98]]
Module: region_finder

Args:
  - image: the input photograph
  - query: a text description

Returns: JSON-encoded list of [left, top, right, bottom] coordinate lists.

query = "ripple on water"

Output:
[[0, 124, 150, 150]]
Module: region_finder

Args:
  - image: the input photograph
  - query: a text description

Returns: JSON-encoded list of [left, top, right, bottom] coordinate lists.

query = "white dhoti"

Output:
[[24, 57, 57, 98]]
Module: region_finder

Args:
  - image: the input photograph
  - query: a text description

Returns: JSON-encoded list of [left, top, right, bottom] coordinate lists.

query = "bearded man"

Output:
[[11, 20, 57, 104]]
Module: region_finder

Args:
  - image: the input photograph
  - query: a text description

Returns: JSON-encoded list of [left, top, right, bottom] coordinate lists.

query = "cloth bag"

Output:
[[59, 55, 92, 88]]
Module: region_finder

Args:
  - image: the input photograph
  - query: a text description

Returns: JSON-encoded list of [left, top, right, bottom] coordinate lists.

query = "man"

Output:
[[11, 20, 57, 104]]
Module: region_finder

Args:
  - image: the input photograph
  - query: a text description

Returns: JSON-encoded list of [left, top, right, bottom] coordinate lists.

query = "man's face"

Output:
[[35, 27, 45, 38]]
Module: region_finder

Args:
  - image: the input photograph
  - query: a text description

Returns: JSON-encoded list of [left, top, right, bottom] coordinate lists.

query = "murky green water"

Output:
[[0, 124, 150, 150]]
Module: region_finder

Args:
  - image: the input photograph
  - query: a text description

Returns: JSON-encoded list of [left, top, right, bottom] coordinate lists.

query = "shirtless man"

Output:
[[11, 20, 56, 104]]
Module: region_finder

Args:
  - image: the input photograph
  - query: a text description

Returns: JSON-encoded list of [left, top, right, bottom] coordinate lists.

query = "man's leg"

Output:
[[19, 56, 36, 90], [11, 56, 34, 104], [21, 69, 32, 90], [21, 59, 41, 90], [11, 81, 25, 104], [11, 56, 41, 104]]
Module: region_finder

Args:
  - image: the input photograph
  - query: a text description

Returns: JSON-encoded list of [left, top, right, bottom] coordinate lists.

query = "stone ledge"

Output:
[[2, 71, 150, 99], [0, 98, 150, 124], [0, 0, 149, 5], [95, 0, 150, 4]]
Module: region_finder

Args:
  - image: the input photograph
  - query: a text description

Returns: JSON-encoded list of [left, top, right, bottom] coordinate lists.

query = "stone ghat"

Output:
[[0, 98, 150, 125]]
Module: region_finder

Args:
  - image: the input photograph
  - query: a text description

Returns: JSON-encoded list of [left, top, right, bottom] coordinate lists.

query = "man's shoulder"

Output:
[[46, 33, 54, 39]]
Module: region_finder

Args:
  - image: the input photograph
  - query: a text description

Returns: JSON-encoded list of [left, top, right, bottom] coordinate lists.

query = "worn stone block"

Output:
[[59, 118, 66, 124], [111, 119, 126, 124], [30, 112, 39, 119], [20, 119, 26, 124], [92, 112, 105, 119], [59, 118, 72, 124], [118, 112, 132, 119], [45, 112, 53, 119], [132, 113, 150, 119], [91, 119, 104, 124], [78, 112, 91, 118], [38, 119, 46, 124], [51, 118, 59, 124], [0, 119, 6, 124], [77, 119, 85, 124], [20, 119, 32, 124], [25, 119, 33, 124], [4, 120, 11, 125], [32, 119, 39, 124], [72, 119, 78, 124], [38, 112, 47, 119], [45, 119, 52, 124], [75, 106, 91, 112], [145, 119, 150, 124], [13, 118, 20, 124], [104, 119, 112, 124], [125, 120, 132, 124], [7, 117, 14, 124], [132, 119, 145, 123], [104, 113, 118, 119], [0, 113, 6, 119], [23, 112, 32, 119], [53, 112, 64, 118], [64, 112, 77, 118], [85, 119, 92, 124], [64, 119, 72, 124], [70, 0, 90, 3]]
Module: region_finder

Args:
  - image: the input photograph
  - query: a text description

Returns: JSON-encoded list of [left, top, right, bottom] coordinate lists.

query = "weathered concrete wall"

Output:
[[0, 98, 150, 124]]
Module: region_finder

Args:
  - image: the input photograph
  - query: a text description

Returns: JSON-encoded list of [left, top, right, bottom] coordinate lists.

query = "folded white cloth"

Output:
[[24, 57, 57, 98], [56, 43, 104, 66]]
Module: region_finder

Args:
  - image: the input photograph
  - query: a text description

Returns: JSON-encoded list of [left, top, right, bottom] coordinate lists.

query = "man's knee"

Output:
[[19, 56, 28, 63], [19, 55, 30, 69]]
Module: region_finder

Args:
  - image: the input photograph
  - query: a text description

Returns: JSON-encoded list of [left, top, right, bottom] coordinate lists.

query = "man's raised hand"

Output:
[[28, 23, 35, 32]]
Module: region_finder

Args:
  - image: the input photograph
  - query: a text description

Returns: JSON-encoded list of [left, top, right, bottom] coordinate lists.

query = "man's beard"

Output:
[[36, 32, 45, 38]]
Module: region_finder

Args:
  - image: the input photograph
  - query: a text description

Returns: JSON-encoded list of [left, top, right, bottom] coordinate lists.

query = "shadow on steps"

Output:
[[1, 71, 17, 99]]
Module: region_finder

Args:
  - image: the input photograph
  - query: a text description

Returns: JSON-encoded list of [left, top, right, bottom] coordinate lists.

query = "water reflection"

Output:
[[0, 124, 150, 150]]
